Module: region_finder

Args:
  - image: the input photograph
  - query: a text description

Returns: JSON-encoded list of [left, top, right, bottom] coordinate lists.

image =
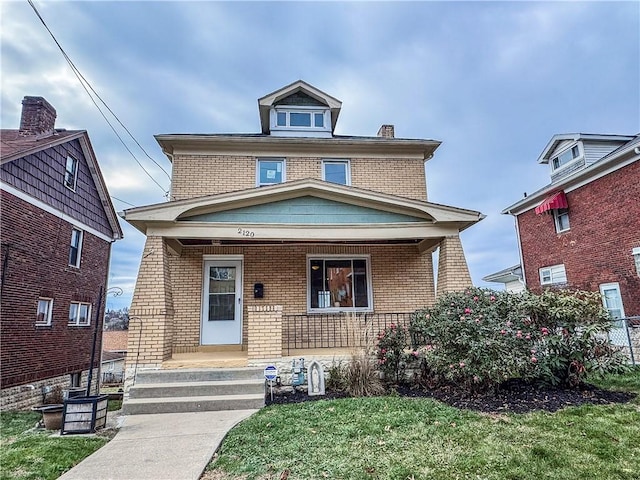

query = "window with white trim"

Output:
[[308, 256, 372, 311], [256, 159, 285, 186], [633, 247, 640, 277], [64, 155, 78, 190], [36, 298, 53, 326], [553, 208, 570, 232], [599, 283, 625, 319], [272, 107, 329, 133], [551, 145, 581, 171], [68, 302, 91, 326], [69, 228, 83, 267], [539, 264, 567, 285], [322, 159, 351, 186]]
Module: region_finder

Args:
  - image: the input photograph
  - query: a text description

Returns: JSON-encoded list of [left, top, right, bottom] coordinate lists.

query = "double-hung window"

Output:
[[322, 159, 351, 186], [36, 298, 53, 326], [308, 256, 372, 311], [69, 302, 91, 326], [539, 264, 567, 285], [69, 228, 83, 268], [257, 159, 285, 186], [65, 155, 78, 190], [553, 208, 570, 232]]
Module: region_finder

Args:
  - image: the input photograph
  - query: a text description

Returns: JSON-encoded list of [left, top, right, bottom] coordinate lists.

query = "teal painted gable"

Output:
[[181, 196, 427, 224]]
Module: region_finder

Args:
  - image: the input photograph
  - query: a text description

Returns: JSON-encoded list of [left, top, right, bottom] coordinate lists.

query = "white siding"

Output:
[[505, 279, 525, 293], [583, 141, 622, 166]]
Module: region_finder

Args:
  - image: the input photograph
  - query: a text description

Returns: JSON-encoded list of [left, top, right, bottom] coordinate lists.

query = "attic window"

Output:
[[551, 145, 581, 171], [271, 107, 329, 135]]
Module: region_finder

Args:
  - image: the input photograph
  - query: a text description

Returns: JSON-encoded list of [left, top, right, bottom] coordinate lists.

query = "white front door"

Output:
[[202, 259, 243, 345]]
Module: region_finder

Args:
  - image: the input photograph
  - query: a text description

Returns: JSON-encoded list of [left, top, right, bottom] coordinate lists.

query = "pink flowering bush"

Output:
[[410, 287, 539, 392], [409, 287, 628, 391], [518, 289, 628, 387], [376, 323, 410, 384]]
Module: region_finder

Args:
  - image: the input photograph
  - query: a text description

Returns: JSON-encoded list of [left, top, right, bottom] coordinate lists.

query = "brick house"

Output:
[[121, 81, 483, 381], [1, 97, 122, 410], [502, 133, 640, 350]]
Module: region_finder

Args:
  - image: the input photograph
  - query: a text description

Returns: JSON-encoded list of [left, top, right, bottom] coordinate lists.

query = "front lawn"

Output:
[[205, 368, 640, 480], [0, 409, 112, 480]]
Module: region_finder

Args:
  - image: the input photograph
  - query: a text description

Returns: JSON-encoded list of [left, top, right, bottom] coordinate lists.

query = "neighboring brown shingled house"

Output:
[[1, 96, 123, 410]]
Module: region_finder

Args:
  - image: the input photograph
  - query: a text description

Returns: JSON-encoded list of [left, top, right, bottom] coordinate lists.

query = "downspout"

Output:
[[512, 214, 527, 290]]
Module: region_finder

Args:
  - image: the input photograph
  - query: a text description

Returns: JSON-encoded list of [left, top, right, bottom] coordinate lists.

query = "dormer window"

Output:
[[271, 107, 330, 136], [551, 145, 581, 171]]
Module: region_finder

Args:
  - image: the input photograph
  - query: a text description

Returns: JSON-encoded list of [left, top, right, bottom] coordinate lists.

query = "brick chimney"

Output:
[[377, 124, 394, 138], [19, 96, 57, 137]]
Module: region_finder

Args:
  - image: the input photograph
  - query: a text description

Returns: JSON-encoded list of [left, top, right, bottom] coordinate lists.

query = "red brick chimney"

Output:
[[377, 124, 394, 138], [19, 96, 57, 137]]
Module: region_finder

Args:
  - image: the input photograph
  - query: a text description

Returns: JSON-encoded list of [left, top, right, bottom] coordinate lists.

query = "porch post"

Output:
[[125, 236, 174, 390], [247, 305, 283, 360], [436, 235, 473, 296]]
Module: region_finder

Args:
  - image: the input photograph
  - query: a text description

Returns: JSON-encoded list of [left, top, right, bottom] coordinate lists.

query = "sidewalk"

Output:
[[58, 409, 258, 480]]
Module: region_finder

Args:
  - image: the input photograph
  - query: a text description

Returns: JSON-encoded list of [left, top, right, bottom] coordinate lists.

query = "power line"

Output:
[[110, 196, 137, 208], [27, 0, 171, 196]]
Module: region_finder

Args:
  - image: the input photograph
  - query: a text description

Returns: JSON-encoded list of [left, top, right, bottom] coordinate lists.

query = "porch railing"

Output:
[[283, 312, 413, 355]]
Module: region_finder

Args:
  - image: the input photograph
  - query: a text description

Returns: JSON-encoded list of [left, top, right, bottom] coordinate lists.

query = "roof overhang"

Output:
[[122, 179, 484, 252], [155, 134, 441, 163], [258, 80, 342, 134], [504, 136, 640, 216], [1, 130, 123, 241]]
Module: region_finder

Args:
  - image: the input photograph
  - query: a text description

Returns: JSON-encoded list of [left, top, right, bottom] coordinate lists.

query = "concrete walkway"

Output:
[[58, 409, 258, 480]]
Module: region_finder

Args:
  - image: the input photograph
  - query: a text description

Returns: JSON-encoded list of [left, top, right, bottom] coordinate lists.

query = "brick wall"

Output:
[[0, 190, 109, 391], [167, 244, 435, 351], [518, 160, 640, 315], [170, 154, 428, 201], [436, 235, 473, 295], [247, 305, 283, 359]]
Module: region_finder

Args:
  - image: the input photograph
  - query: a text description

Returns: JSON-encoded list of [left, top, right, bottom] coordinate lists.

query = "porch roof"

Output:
[[122, 179, 484, 252]]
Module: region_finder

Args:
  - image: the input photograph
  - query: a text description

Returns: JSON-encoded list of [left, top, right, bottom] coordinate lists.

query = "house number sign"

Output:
[[237, 227, 255, 238]]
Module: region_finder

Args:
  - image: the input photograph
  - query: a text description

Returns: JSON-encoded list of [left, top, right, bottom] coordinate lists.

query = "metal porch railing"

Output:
[[283, 312, 412, 355]]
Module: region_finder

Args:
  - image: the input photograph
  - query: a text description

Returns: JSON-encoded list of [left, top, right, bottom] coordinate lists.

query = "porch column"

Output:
[[436, 235, 473, 296], [247, 305, 283, 360], [125, 236, 175, 389]]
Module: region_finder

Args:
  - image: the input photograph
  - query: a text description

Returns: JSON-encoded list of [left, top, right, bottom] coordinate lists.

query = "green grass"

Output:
[[208, 369, 640, 480], [0, 411, 109, 480]]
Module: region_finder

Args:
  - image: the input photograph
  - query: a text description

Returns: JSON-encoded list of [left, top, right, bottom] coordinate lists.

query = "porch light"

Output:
[[633, 247, 640, 277]]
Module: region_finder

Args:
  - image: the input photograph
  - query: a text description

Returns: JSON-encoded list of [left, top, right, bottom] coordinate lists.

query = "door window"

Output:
[[207, 267, 236, 321]]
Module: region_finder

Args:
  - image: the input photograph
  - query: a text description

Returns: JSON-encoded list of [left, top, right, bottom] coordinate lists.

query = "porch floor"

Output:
[[161, 348, 353, 369]]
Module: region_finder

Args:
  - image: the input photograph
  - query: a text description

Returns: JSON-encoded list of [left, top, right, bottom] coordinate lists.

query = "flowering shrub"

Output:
[[518, 289, 629, 387], [410, 287, 629, 391], [376, 323, 410, 384], [411, 287, 539, 392]]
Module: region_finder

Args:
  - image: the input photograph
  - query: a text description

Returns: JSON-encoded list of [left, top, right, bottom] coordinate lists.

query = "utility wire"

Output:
[[27, 0, 171, 196], [110, 195, 137, 208]]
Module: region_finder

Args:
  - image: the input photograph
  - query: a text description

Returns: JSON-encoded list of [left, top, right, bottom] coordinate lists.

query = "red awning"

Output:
[[535, 191, 568, 215]]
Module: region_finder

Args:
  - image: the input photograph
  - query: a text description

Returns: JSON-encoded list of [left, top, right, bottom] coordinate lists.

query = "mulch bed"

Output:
[[266, 380, 636, 414]]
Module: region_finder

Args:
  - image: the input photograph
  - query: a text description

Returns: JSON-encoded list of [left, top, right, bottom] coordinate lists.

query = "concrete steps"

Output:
[[123, 368, 265, 415]]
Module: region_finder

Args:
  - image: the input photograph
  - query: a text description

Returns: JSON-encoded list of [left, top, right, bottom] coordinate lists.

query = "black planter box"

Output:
[[61, 395, 108, 435]]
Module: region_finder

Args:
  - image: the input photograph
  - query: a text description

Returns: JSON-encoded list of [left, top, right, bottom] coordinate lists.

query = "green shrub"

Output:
[[519, 289, 629, 387], [376, 323, 411, 384], [409, 287, 628, 391], [411, 287, 538, 392]]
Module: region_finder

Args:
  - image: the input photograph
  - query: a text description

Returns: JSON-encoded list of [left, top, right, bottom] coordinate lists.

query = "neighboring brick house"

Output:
[[502, 133, 640, 352], [1, 97, 122, 410], [121, 81, 483, 379]]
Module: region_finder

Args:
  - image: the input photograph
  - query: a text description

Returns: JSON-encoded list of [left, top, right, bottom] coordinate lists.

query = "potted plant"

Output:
[[33, 386, 64, 430]]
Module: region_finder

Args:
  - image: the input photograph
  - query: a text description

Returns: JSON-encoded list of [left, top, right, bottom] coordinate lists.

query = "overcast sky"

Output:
[[2, 1, 639, 310]]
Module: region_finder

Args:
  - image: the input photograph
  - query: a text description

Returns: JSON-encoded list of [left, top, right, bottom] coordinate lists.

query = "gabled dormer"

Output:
[[537, 133, 634, 183], [258, 80, 342, 138]]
